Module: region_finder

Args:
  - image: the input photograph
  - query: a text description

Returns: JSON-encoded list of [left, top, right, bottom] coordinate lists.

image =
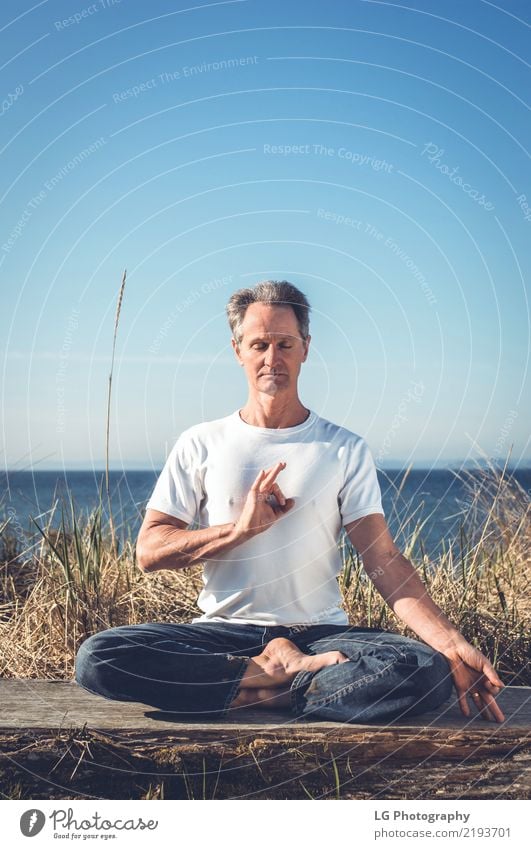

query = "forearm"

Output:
[[367, 552, 464, 654], [138, 522, 248, 572]]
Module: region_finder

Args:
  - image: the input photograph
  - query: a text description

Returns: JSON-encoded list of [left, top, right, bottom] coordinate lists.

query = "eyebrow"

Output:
[[247, 335, 296, 344]]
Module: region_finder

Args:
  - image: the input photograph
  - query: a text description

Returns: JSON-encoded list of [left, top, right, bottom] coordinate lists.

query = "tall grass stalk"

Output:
[[105, 268, 127, 558]]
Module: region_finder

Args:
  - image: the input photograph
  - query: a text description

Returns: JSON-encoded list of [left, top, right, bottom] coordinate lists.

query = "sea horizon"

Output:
[[3, 466, 530, 561], [3, 459, 530, 473]]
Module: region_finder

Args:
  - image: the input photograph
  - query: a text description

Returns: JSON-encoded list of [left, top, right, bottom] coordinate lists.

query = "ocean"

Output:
[[2, 467, 529, 561]]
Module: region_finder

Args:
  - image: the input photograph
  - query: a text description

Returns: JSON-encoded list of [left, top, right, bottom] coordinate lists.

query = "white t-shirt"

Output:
[[145, 409, 384, 626]]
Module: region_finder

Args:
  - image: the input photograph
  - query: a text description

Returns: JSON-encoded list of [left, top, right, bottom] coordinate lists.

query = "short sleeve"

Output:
[[338, 437, 384, 525], [145, 430, 203, 525]]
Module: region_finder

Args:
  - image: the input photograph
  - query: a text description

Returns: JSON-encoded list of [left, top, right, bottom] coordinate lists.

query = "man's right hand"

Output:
[[234, 461, 295, 540]]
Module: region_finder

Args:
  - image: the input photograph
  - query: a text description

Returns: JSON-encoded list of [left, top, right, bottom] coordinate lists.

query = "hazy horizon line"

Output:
[[4, 460, 530, 473]]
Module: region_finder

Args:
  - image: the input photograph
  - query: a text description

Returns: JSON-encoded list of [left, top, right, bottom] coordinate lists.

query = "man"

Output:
[[76, 280, 505, 724]]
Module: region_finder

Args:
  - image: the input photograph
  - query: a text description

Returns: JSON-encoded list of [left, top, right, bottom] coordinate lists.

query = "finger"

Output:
[[283, 497, 295, 511], [269, 497, 295, 519], [262, 460, 285, 477], [261, 462, 286, 490], [250, 469, 266, 492], [269, 498, 293, 519], [456, 689, 471, 718], [276, 497, 295, 515], [482, 680, 502, 696], [471, 694, 495, 722], [460, 688, 489, 721], [271, 482, 286, 506], [261, 461, 286, 488], [480, 691, 505, 723], [483, 662, 505, 690], [468, 687, 505, 723]]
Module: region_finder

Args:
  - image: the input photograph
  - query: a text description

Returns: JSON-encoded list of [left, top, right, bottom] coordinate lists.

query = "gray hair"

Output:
[[226, 280, 311, 344]]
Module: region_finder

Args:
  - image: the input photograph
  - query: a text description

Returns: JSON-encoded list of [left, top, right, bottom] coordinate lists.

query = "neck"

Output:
[[239, 395, 310, 429]]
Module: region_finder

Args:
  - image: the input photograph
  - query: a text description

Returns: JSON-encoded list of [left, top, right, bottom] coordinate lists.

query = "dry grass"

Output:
[[0, 460, 529, 684], [0, 496, 203, 679]]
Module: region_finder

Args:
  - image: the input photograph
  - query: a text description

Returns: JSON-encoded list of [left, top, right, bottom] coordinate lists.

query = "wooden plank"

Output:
[[0, 681, 529, 799], [0, 680, 529, 740]]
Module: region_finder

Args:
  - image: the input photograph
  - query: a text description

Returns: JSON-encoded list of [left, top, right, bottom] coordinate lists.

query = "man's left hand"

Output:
[[443, 638, 506, 723]]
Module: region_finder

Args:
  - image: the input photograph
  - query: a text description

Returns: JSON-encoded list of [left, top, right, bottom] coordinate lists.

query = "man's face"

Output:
[[231, 302, 310, 397]]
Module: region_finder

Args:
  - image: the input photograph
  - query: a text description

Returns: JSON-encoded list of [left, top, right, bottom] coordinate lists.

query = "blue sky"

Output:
[[1, 0, 530, 470]]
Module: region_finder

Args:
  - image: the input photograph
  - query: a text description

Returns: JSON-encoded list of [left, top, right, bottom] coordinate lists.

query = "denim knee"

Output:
[[75, 629, 123, 698], [291, 642, 454, 723], [75, 632, 104, 691]]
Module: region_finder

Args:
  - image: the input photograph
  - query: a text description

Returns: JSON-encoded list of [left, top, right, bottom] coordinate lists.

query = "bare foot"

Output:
[[230, 687, 292, 710], [228, 637, 348, 711]]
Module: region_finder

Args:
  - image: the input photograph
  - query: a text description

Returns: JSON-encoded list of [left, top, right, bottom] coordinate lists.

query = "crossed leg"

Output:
[[228, 636, 349, 710], [229, 630, 453, 723], [75, 623, 452, 722]]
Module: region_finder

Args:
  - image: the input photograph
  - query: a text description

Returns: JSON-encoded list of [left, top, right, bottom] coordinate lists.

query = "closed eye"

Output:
[[252, 342, 293, 349]]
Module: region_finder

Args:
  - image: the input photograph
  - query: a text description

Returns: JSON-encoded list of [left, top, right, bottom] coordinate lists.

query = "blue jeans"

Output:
[[75, 622, 453, 723]]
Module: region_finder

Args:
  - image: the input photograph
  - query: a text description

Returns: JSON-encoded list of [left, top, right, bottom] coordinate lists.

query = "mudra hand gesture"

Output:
[[235, 461, 294, 538]]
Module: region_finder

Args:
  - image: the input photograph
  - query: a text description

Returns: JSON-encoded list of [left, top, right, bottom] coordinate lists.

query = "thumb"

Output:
[[477, 654, 504, 688], [280, 497, 295, 513], [484, 665, 505, 689]]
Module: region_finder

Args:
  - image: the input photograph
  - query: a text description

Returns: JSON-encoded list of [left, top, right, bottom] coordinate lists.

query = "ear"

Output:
[[301, 334, 311, 363], [231, 337, 243, 365]]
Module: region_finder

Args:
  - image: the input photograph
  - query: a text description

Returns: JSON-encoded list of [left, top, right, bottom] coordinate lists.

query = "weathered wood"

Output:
[[1, 679, 529, 730], [1, 726, 529, 800], [1, 681, 529, 799]]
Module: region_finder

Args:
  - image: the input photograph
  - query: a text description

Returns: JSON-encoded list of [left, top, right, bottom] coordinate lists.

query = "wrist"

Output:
[[431, 628, 467, 657], [228, 521, 254, 544]]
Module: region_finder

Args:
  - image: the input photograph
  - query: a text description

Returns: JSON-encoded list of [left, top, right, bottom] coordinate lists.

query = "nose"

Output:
[[264, 344, 278, 367]]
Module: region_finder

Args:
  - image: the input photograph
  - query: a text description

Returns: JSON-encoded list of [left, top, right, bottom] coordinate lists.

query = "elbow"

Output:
[[136, 542, 155, 574]]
